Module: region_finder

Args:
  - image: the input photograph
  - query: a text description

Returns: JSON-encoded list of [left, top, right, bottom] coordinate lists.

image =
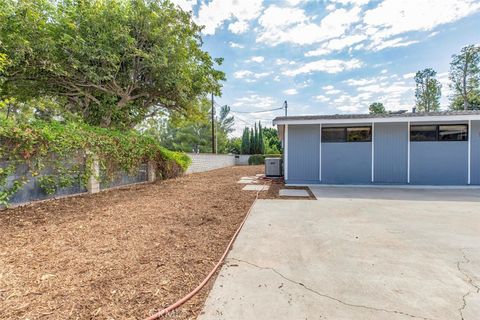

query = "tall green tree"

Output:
[[0, 0, 225, 129], [449, 45, 480, 110], [369, 102, 386, 114], [414, 68, 442, 112], [258, 121, 265, 154], [249, 127, 255, 153], [240, 127, 250, 154]]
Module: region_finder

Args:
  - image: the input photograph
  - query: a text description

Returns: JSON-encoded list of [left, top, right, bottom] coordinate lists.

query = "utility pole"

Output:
[[211, 93, 216, 154], [284, 100, 288, 116]]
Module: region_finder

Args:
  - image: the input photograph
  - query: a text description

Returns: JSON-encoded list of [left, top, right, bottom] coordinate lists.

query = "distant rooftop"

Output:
[[273, 110, 480, 124]]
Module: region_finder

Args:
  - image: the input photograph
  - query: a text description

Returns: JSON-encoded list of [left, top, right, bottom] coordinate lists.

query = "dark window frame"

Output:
[[322, 126, 372, 143], [410, 124, 468, 142]]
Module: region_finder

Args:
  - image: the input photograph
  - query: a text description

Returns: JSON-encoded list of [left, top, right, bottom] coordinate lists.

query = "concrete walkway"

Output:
[[199, 188, 480, 320]]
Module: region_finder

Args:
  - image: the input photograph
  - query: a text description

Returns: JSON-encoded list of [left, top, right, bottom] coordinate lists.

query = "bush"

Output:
[[248, 154, 265, 165], [0, 119, 190, 205]]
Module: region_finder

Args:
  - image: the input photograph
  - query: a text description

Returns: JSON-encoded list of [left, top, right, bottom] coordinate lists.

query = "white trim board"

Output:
[[284, 124, 288, 181], [273, 115, 480, 125]]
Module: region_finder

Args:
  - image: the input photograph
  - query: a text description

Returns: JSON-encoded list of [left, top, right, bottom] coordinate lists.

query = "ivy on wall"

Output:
[[0, 119, 191, 206]]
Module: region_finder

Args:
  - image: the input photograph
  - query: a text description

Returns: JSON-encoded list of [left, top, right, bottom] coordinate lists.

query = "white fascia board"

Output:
[[273, 115, 480, 125]]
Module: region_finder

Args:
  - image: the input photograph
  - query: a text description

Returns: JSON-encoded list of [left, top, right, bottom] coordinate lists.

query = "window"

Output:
[[410, 125, 437, 141], [322, 127, 345, 142], [322, 127, 372, 142], [347, 127, 372, 142], [410, 124, 468, 141], [438, 125, 468, 141]]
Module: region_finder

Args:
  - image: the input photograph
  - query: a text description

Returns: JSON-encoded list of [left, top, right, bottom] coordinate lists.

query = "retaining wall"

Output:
[[186, 153, 236, 174]]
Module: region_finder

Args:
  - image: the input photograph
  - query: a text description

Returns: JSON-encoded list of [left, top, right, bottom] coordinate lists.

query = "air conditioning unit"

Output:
[[265, 157, 283, 177]]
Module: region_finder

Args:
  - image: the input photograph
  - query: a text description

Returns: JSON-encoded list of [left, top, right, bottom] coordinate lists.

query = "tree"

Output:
[[369, 102, 386, 114], [263, 127, 281, 154], [0, 0, 225, 129], [449, 45, 480, 110], [240, 127, 250, 154], [227, 137, 241, 154], [258, 122, 265, 154], [414, 68, 442, 112]]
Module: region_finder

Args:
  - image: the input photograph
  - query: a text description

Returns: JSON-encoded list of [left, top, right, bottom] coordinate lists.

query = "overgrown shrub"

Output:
[[248, 154, 265, 165], [247, 154, 282, 166], [0, 119, 190, 205]]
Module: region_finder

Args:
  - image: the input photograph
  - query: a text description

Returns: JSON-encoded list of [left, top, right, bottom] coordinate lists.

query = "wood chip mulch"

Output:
[[0, 165, 265, 320]]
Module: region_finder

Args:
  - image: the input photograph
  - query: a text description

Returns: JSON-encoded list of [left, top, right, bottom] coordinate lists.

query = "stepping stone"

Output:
[[242, 185, 269, 191], [241, 176, 257, 180], [255, 174, 265, 177], [237, 179, 258, 184], [279, 189, 310, 197]]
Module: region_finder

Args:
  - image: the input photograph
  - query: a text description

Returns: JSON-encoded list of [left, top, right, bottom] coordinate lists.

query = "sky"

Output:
[[171, 0, 480, 135]]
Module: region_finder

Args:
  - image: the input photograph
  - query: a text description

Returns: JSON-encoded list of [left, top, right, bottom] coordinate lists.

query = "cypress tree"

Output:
[[258, 121, 265, 154], [249, 127, 255, 154], [240, 127, 250, 154]]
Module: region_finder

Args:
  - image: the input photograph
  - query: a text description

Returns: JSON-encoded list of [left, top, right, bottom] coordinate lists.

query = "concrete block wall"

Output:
[[234, 154, 251, 165], [186, 153, 236, 174]]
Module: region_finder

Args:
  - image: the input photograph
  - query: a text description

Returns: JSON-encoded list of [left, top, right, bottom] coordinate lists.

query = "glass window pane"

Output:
[[322, 127, 345, 142], [410, 125, 437, 141], [438, 125, 468, 141], [347, 127, 371, 142]]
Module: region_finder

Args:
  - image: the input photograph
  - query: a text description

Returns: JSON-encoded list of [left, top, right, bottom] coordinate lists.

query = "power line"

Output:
[[230, 107, 284, 114]]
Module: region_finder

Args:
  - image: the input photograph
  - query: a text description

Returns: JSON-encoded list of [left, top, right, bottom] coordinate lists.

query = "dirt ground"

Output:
[[0, 166, 265, 320]]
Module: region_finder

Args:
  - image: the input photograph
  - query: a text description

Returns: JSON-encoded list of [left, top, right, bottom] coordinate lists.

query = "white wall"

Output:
[[186, 153, 236, 174]]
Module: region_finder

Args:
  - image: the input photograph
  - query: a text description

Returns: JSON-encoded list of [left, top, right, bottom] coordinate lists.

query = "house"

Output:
[[273, 111, 480, 186]]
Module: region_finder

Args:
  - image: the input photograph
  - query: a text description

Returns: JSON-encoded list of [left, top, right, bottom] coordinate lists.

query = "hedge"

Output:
[[248, 154, 282, 165], [0, 119, 190, 205]]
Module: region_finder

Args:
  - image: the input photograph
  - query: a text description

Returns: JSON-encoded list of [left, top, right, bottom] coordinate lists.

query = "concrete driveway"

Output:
[[199, 187, 480, 320]]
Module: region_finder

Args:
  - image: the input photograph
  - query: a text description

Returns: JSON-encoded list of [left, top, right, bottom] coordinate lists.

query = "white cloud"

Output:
[[228, 20, 249, 34], [196, 0, 263, 35], [283, 88, 299, 95], [229, 42, 244, 48], [233, 70, 272, 82], [275, 58, 296, 65], [170, 0, 197, 12], [305, 34, 367, 56], [380, 69, 388, 74], [325, 89, 342, 95], [283, 58, 363, 76], [329, 0, 371, 5], [371, 37, 419, 51], [232, 94, 278, 110], [257, 6, 361, 46], [402, 72, 416, 79], [314, 95, 330, 102], [344, 77, 380, 86], [322, 85, 335, 90], [247, 56, 265, 63], [363, 0, 480, 43], [338, 105, 361, 113]]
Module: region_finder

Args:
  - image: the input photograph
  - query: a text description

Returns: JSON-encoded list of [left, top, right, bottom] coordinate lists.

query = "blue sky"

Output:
[[172, 0, 480, 134]]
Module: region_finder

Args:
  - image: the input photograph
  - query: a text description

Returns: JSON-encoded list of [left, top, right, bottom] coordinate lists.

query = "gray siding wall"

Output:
[[374, 122, 408, 184], [322, 142, 371, 184], [471, 120, 480, 185], [287, 124, 319, 183], [410, 141, 468, 185]]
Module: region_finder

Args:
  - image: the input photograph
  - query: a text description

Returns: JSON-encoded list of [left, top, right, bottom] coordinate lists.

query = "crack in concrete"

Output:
[[456, 249, 480, 320], [229, 257, 432, 320]]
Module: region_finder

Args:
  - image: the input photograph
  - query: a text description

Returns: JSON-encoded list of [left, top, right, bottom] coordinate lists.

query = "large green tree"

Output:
[[414, 68, 442, 112], [0, 0, 225, 129], [369, 102, 386, 114], [449, 45, 480, 110]]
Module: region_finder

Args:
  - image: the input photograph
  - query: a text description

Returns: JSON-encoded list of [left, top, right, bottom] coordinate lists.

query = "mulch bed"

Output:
[[0, 166, 264, 320]]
